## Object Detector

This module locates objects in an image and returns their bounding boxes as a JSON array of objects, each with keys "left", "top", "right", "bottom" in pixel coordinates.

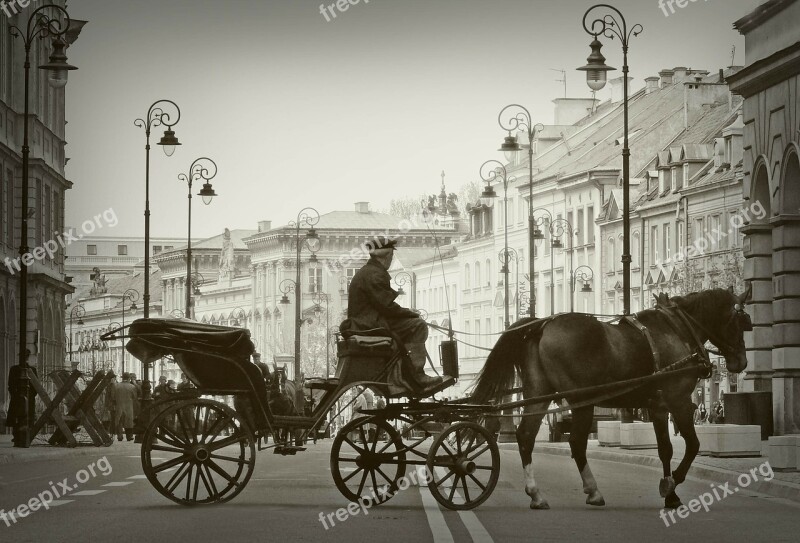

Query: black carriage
[{"left": 107, "top": 318, "right": 501, "bottom": 510}]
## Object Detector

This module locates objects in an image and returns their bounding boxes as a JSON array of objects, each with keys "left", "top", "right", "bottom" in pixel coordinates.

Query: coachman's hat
[{"left": 366, "top": 235, "right": 398, "bottom": 255}]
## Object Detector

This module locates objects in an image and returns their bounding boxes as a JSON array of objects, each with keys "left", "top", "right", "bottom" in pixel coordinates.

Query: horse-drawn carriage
[{"left": 104, "top": 286, "right": 752, "bottom": 512}]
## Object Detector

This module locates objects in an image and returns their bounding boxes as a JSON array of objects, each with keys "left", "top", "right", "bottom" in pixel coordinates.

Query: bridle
[{"left": 677, "top": 302, "right": 751, "bottom": 360}]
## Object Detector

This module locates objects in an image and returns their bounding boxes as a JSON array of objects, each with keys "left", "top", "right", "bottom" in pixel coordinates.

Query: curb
[
  {"left": 0, "top": 441, "right": 140, "bottom": 465},
  {"left": 500, "top": 442, "right": 800, "bottom": 504}
]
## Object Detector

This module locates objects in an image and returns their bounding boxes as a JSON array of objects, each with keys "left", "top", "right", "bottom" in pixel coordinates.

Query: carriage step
[{"left": 273, "top": 445, "right": 307, "bottom": 456}]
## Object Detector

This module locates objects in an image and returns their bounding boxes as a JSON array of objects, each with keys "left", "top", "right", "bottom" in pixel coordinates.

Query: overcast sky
[{"left": 63, "top": 0, "right": 759, "bottom": 239}]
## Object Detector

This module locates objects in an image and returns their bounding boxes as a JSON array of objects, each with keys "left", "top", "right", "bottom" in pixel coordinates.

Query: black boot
[{"left": 406, "top": 343, "right": 453, "bottom": 396}]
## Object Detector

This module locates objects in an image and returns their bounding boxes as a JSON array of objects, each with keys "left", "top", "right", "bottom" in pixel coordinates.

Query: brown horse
[{"left": 471, "top": 287, "right": 752, "bottom": 510}]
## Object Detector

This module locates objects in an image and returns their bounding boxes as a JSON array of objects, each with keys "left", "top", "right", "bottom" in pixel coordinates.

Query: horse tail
[{"left": 470, "top": 320, "right": 544, "bottom": 405}]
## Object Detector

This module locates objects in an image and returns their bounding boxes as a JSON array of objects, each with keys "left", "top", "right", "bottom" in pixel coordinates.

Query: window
[
  {"left": 485, "top": 259, "right": 492, "bottom": 288},
  {"left": 586, "top": 206, "right": 595, "bottom": 243},
  {"left": 87, "top": 245, "right": 97, "bottom": 256},
  {"left": 682, "top": 164, "right": 689, "bottom": 189},
  {"left": 346, "top": 267, "right": 358, "bottom": 287},
  {"left": 118, "top": 244, "right": 128, "bottom": 256},
  {"left": 544, "top": 218, "right": 551, "bottom": 255},
  {"left": 663, "top": 223, "right": 671, "bottom": 261},
  {"left": 650, "top": 225, "right": 660, "bottom": 265},
  {"left": 308, "top": 267, "right": 322, "bottom": 293},
  {"left": 607, "top": 238, "right": 615, "bottom": 272},
  {"left": 464, "top": 264, "right": 471, "bottom": 288},
  {"left": 710, "top": 215, "right": 721, "bottom": 249},
  {"left": 164, "top": 245, "right": 173, "bottom": 251},
  {"left": 632, "top": 231, "right": 640, "bottom": 269},
  {"left": 153, "top": 245, "right": 162, "bottom": 254},
  {"left": 474, "top": 262, "right": 481, "bottom": 288},
  {"left": 678, "top": 221, "right": 685, "bottom": 254},
  {"left": 577, "top": 209, "right": 585, "bottom": 245},
  {"left": 693, "top": 218, "right": 704, "bottom": 246},
  {"left": 730, "top": 210, "right": 742, "bottom": 248}
]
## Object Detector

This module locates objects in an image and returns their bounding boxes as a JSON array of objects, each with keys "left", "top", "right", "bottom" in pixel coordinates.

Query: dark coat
[{"left": 341, "top": 259, "right": 418, "bottom": 332}]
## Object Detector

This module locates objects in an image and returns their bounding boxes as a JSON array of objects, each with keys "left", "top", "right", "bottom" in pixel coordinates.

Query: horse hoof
[
  {"left": 530, "top": 500, "right": 550, "bottom": 510},
  {"left": 665, "top": 495, "right": 683, "bottom": 509},
  {"left": 586, "top": 492, "right": 605, "bottom": 506},
  {"left": 659, "top": 476, "right": 675, "bottom": 498}
]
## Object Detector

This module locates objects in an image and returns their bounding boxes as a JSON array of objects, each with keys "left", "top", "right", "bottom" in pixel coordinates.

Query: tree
[
  {"left": 387, "top": 196, "right": 426, "bottom": 220},
  {"left": 457, "top": 180, "right": 481, "bottom": 215}
]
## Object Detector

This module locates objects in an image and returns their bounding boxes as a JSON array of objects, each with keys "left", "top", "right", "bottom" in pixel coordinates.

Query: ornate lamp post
[
  {"left": 230, "top": 307, "right": 247, "bottom": 328},
  {"left": 550, "top": 218, "right": 577, "bottom": 312},
  {"left": 498, "top": 106, "right": 543, "bottom": 318},
  {"left": 108, "top": 321, "right": 122, "bottom": 376},
  {"left": 393, "top": 271, "right": 415, "bottom": 309},
  {"left": 578, "top": 4, "right": 642, "bottom": 314},
  {"left": 500, "top": 248, "right": 521, "bottom": 319},
  {"left": 9, "top": 3, "right": 77, "bottom": 448},
  {"left": 134, "top": 99, "right": 181, "bottom": 320},
  {"left": 120, "top": 289, "right": 138, "bottom": 375},
  {"left": 532, "top": 208, "right": 555, "bottom": 316},
  {"left": 68, "top": 304, "right": 85, "bottom": 367},
  {"left": 480, "top": 160, "right": 514, "bottom": 329},
  {"left": 572, "top": 265, "right": 595, "bottom": 311},
  {"left": 288, "top": 208, "right": 321, "bottom": 386},
  {"left": 312, "top": 292, "right": 331, "bottom": 377},
  {"left": 178, "top": 157, "right": 217, "bottom": 319}
]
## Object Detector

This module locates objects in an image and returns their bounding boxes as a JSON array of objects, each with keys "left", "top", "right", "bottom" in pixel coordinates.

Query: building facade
[{"left": 0, "top": 2, "right": 84, "bottom": 428}]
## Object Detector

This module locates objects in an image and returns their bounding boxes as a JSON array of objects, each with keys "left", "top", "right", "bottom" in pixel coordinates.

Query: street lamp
[
  {"left": 500, "top": 248, "right": 520, "bottom": 319},
  {"left": 108, "top": 321, "right": 122, "bottom": 376},
  {"left": 312, "top": 292, "right": 331, "bottom": 377},
  {"left": 120, "top": 289, "right": 139, "bottom": 375},
  {"left": 68, "top": 304, "right": 85, "bottom": 367},
  {"left": 573, "top": 265, "right": 595, "bottom": 302},
  {"left": 178, "top": 157, "right": 218, "bottom": 318},
  {"left": 9, "top": 3, "right": 77, "bottom": 448},
  {"left": 393, "top": 271, "right": 415, "bottom": 309},
  {"left": 230, "top": 307, "right": 247, "bottom": 328},
  {"left": 579, "top": 4, "right": 642, "bottom": 314},
  {"left": 532, "top": 208, "right": 555, "bottom": 316},
  {"left": 288, "top": 208, "right": 321, "bottom": 387},
  {"left": 550, "top": 217, "right": 577, "bottom": 312},
  {"left": 134, "top": 99, "right": 181, "bottom": 321},
  {"left": 498, "top": 105, "right": 543, "bottom": 318},
  {"left": 480, "top": 160, "right": 514, "bottom": 329}
]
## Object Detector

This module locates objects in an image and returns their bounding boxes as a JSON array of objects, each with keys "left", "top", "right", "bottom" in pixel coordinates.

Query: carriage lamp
[{"left": 577, "top": 37, "right": 615, "bottom": 92}]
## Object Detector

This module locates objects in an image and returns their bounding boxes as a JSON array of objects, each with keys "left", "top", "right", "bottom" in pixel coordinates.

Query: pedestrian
[
  {"left": 113, "top": 373, "right": 139, "bottom": 441},
  {"left": 177, "top": 373, "right": 194, "bottom": 391},
  {"left": 153, "top": 376, "right": 168, "bottom": 400},
  {"left": 694, "top": 403, "right": 707, "bottom": 424}
]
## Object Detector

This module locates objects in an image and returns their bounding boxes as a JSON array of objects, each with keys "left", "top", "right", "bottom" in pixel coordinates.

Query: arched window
[
  {"left": 632, "top": 231, "right": 640, "bottom": 268},
  {"left": 474, "top": 261, "right": 481, "bottom": 288},
  {"left": 485, "top": 259, "right": 492, "bottom": 288},
  {"left": 464, "top": 264, "right": 471, "bottom": 288}
]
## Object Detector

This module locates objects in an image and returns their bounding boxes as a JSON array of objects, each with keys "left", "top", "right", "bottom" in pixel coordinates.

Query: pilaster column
[
  {"left": 771, "top": 216, "right": 800, "bottom": 434},
  {"left": 742, "top": 223, "right": 774, "bottom": 392}
]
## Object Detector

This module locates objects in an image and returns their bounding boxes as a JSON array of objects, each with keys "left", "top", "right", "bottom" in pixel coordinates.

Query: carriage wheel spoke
[
  {"left": 191, "top": 465, "right": 202, "bottom": 501},
  {"left": 356, "top": 470, "right": 369, "bottom": 496},
  {"left": 164, "top": 461, "right": 191, "bottom": 493},
  {"left": 433, "top": 469, "right": 456, "bottom": 488},
  {"left": 199, "top": 464, "right": 218, "bottom": 498},
  {"left": 455, "top": 429, "right": 463, "bottom": 455},
  {"left": 370, "top": 427, "right": 379, "bottom": 453},
  {"left": 158, "top": 426, "right": 188, "bottom": 448},
  {"left": 343, "top": 436, "right": 364, "bottom": 453},
  {"left": 207, "top": 459, "right": 240, "bottom": 487},
  {"left": 467, "top": 444, "right": 490, "bottom": 461},
  {"left": 447, "top": 476, "right": 460, "bottom": 502},
  {"left": 177, "top": 408, "right": 195, "bottom": 444},
  {"left": 208, "top": 434, "right": 244, "bottom": 452},
  {"left": 152, "top": 454, "right": 191, "bottom": 474},
  {"left": 150, "top": 444, "right": 185, "bottom": 455},
  {"left": 341, "top": 466, "right": 363, "bottom": 484},
  {"left": 201, "top": 414, "right": 227, "bottom": 445},
  {"left": 461, "top": 474, "right": 471, "bottom": 503},
  {"left": 358, "top": 426, "right": 368, "bottom": 446},
  {"left": 185, "top": 464, "right": 195, "bottom": 501},
  {"left": 209, "top": 452, "right": 244, "bottom": 463},
  {"left": 370, "top": 469, "right": 379, "bottom": 495},
  {"left": 375, "top": 466, "right": 395, "bottom": 487},
  {"left": 440, "top": 442, "right": 458, "bottom": 461},
  {"left": 467, "top": 473, "right": 487, "bottom": 492}
]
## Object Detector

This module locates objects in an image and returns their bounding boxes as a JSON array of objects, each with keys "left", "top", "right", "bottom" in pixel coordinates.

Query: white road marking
[
  {"left": 102, "top": 482, "right": 134, "bottom": 487},
  {"left": 416, "top": 466, "right": 454, "bottom": 543},
  {"left": 434, "top": 466, "right": 494, "bottom": 543},
  {"left": 49, "top": 500, "right": 73, "bottom": 507},
  {"left": 127, "top": 475, "right": 148, "bottom": 479},
  {"left": 70, "top": 490, "right": 107, "bottom": 496}
]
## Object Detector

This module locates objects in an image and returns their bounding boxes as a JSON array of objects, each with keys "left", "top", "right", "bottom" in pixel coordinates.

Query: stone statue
[
  {"left": 90, "top": 267, "right": 107, "bottom": 295},
  {"left": 219, "top": 228, "right": 235, "bottom": 281}
]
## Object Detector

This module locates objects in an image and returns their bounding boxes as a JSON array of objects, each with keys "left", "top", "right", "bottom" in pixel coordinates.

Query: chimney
[
  {"left": 644, "top": 76, "right": 659, "bottom": 95},
  {"left": 354, "top": 202, "right": 370, "bottom": 214},
  {"left": 659, "top": 69, "right": 674, "bottom": 88},
  {"left": 552, "top": 98, "right": 598, "bottom": 125},
  {"left": 672, "top": 67, "right": 689, "bottom": 83},
  {"left": 257, "top": 220, "right": 271, "bottom": 232},
  {"left": 609, "top": 76, "right": 632, "bottom": 103}
]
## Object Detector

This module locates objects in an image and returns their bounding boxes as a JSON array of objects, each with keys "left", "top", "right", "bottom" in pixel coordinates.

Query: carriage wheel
[
  {"left": 142, "top": 398, "right": 256, "bottom": 506},
  {"left": 426, "top": 421, "right": 500, "bottom": 510},
  {"left": 331, "top": 416, "right": 406, "bottom": 506}
]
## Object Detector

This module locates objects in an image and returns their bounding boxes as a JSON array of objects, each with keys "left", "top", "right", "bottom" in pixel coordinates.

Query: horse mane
[{"left": 657, "top": 289, "right": 731, "bottom": 327}]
